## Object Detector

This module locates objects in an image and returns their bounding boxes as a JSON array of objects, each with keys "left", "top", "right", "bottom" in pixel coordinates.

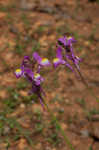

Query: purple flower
[
  {"left": 29, "top": 73, "right": 45, "bottom": 110},
  {"left": 53, "top": 46, "right": 75, "bottom": 73},
  {"left": 15, "top": 54, "right": 46, "bottom": 110},
  {"left": 15, "top": 68, "right": 45, "bottom": 109},
  {"left": 33, "top": 52, "right": 50, "bottom": 66},
  {"left": 57, "top": 35, "right": 82, "bottom": 71},
  {"left": 33, "top": 73, "right": 44, "bottom": 85},
  {"left": 15, "top": 56, "right": 32, "bottom": 79},
  {"left": 58, "top": 36, "right": 76, "bottom": 49},
  {"left": 53, "top": 46, "right": 65, "bottom": 68},
  {"left": 33, "top": 52, "right": 50, "bottom": 72},
  {"left": 14, "top": 68, "right": 23, "bottom": 78}
]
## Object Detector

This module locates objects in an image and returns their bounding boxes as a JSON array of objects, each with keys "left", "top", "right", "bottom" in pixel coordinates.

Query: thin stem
[
  {"left": 39, "top": 97, "right": 46, "bottom": 111},
  {"left": 43, "top": 99, "right": 75, "bottom": 150},
  {"left": 74, "top": 64, "right": 99, "bottom": 102}
]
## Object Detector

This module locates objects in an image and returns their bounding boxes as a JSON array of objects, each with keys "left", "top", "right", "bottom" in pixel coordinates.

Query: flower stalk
[
  {"left": 56, "top": 35, "right": 99, "bottom": 103},
  {"left": 43, "top": 99, "right": 75, "bottom": 150},
  {"left": 74, "top": 63, "right": 99, "bottom": 102}
]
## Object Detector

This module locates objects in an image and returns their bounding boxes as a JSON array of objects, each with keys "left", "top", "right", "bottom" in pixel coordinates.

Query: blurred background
[{"left": 0, "top": 0, "right": 99, "bottom": 150}]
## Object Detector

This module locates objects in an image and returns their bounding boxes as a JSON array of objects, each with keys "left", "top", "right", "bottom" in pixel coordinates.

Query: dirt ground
[{"left": 0, "top": 0, "right": 99, "bottom": 150}]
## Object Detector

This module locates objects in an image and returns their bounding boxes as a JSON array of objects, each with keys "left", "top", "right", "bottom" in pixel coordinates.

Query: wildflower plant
[
  {"left": 15, "top": 35, "right": 98, "bottom": 150},
  {"left": 15, "top": 49, "right": 75, "bottom": 150}
]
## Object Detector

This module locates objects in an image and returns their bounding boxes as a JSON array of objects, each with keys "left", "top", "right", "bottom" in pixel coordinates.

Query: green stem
[
  {"left": 43, "top": 100, "right": 75, "bottom": 150},
  {"left": 75, "top": 65, "right": 99, "bottom": 102}
]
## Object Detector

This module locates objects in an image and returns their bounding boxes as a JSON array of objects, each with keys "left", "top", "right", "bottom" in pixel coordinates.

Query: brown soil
[{"left": 0, "top": 0, "right": 99, "bottom": 150}]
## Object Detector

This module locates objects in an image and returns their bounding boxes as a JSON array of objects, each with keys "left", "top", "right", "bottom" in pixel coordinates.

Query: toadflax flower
[
  {"left": 57, "top": 35, "right": 82, "bottom": 74},
  {"left": 33, "top": 52, "right": 50, "bottom": 73},
  {"left": 15, "top": 68, "right": 23, "bottom": 78},
  {"left": 15, "top": 56, "right": 31, "bottom": 78},
  {"left": 53, "top": 46, "right": 65, "bottom": 68},
  {"left": 53, "top": 46, "right": 75, "bottom": 73},
  {"left": 14, "top": 52, "right": 50, "bottom": 110},
  {"left": 58, "top": 36, "right": 81, "bottom": 67}
]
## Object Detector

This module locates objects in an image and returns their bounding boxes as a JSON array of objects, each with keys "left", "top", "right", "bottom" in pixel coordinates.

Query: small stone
[
  {"left": 20, "top": 103, "right": 25, "bottom": 109},
  {"left": 24, "top": 36, "right": 30, "bottom": 42},
  {"left": 91, "top": 122, "right": 99, "bottom": 139},
  {"left": 9, "top": 26, "right": 18, "bottom": 34},
  {"left": 38, "top": 6, "right": 55, "bottom": 14},
  {"left": 58, "top": 108, "right": 64, "bottom": 113},
  {"left": 80, "top": 129, "right": 90, "bottom": 137},
  {"left": 3, "top": 126, "right": 10, "bottom": 135},
  {"left": 65, "top": 99, "right": 71, "bottom": 104},
  {"left": 45, "top": 146, "right": 51, "bottom": 150},
  {"left": 20, "top": 0, "right": 36, "bottom": 10},
  {"left": 91, "top": 114, "right": 99, "bottom": 121}
]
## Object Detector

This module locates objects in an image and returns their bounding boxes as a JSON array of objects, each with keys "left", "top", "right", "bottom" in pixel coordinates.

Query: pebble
[
  {"left": 91, "top": 122, "right": 99, "bottom": 139},
  {"left": 3, "top": 126, "right": 10, "bottom": 135},
  {"left": 58, "top": 108, "right": 64, "bottom": 113},
  {"left": 45, "top": 146, "right": 52, "bottom": 150},
  {"left": 80, "top": 129, "right": 90, "bottom": 138},
  {"left": 20, "top": 103, "right": 25, "bottom": 109}
]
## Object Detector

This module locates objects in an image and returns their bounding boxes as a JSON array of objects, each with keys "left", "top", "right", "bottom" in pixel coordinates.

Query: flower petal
[
  {"left": 33, "top": 52, "right": 42, "bottom": 63},
  {"left": 24, "top": 68, "right": 34, "bottom": 81},
  {"left": 15, "top": 68, "right": 23, "bottom": 78},
  {"left": 58, "top": 36, "right": 67, "bottom": 46},
  {"left": 53, "top": 58, "right": 62, "bottom": 68},
  {"left": 56, "top": 46, "right": 63, "bottom": 59},
  {"left": 34, "top": 73, "right": 44, "bottom": 85},
  {"left": 67, "top": 36, "right": 76, "bottom": 45},
  {"left": 40, "top": 58, "right": 50, "bottom": 66}
]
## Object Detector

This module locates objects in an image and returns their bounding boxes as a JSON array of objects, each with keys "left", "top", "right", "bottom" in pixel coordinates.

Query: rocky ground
[{"left": 0, "top": 0, "right": 99, "bottom": 150}]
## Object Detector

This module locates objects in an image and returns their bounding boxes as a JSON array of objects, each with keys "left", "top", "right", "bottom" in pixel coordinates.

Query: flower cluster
[
  {"left": 15, "top": 53, "right": 50, "bottom": 109},
  {"left": 53, "top": 36, "right": 82, "bottom": 76},
  {"left": 15, "top": 35, "right": 81, "bottom": 109}
]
